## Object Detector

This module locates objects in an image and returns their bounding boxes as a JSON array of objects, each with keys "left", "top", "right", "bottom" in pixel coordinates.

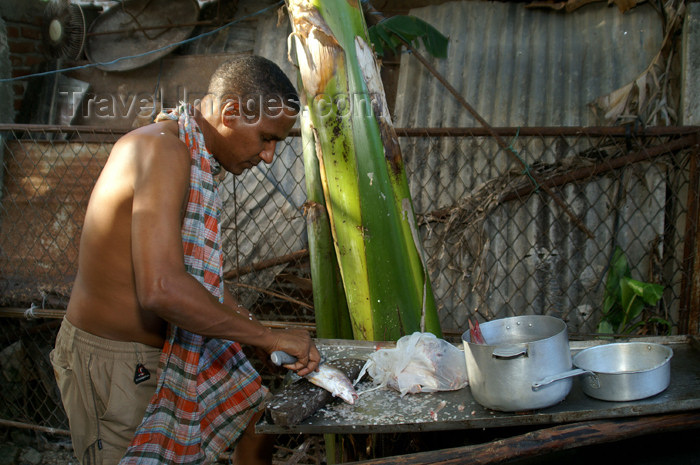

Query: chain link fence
[{"left": 1, "top": 124, "right": 698, "bottom": 461}]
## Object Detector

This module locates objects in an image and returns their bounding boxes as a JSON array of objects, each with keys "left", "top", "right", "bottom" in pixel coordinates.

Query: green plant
[
  {"left": 598, "top": 247, "right": 669, "bottom": 334},
  {"left": 368, "top": 15, "right": 448, "bottom": 58},
  {"left": 286, "top": 0, "right": 443, "bottom": 340}
]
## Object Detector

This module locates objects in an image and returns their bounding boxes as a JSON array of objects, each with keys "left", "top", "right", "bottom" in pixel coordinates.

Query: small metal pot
[
  {"left": 462, "top": 315, "right": 573, "bottom": 412},
  {"left": 533, "top": 342, "right": 673, "bottom": 401}
]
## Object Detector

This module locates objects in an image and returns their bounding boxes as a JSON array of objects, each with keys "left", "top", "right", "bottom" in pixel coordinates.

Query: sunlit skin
[{"left": 64, "top": 94, "right": 317, "bottom": 465}]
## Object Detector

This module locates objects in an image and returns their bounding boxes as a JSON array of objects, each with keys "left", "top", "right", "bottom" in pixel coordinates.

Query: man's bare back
[{"left": 66, "top": 120, "right": 186, "bottom": 348}]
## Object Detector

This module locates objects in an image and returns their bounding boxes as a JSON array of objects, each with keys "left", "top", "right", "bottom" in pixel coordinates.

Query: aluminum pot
[
  {"left": 462, "top": 315, "right": 573, "bottom": 411},
  {"left": 532, "top": 342, "right": 673, "bottom": 401}
]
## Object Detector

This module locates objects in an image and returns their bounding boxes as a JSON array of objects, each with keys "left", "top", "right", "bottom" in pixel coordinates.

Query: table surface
[{"left": 257, "top": 335, "right": 700, "bottom": 435}]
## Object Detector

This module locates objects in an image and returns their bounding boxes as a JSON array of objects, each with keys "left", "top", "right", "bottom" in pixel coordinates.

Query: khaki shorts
[{"left": 50, "top": 318, "right": 161, "bottom": 465}]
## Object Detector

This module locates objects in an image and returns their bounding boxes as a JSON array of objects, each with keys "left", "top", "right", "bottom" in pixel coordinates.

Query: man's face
[{"left": 218, "top": 110, "right": 297, "bottom": 175}]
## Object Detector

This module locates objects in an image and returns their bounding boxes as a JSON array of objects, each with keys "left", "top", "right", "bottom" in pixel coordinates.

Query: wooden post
[
  {"left": 341, "top": 412, "right": 700, "bottom": 465},
  {"left": 680, "top": 135, "right": 700, "bottom": 335}
]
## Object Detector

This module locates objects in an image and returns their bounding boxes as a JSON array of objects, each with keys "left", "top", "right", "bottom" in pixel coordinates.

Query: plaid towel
[{"left": 120, "top": 105, "right": 267, "bottom": 464}]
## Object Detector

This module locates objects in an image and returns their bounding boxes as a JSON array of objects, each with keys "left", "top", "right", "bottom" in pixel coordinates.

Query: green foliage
[
  {"left": 368, "top": 15, "right": 448, "bottom": 58},
  {"left": 598, "top": 247, "right": 669, "bottom": 335}
]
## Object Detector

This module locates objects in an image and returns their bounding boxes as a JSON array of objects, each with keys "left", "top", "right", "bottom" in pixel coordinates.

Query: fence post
[
  {"left": 678, "top": 5, "right": 700, "bottom": 335},
  {"left": 0, "top": 134, "right": 4, "bottom": 200},
  {"left": 680, "top": 135, "right": 700, "bottom": 335}
]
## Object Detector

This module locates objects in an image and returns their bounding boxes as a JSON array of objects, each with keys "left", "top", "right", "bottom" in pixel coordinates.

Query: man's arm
[
  {"left": 127, "top": 129, "right": 319, "bottom": 374},
  {"left": 222, "top": 288, "right": 319, "bottom": 375}
]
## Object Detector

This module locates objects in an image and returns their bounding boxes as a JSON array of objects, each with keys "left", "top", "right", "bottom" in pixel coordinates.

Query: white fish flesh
[{"left": 306, "top": 364, "right": 358, "bottom": 404}]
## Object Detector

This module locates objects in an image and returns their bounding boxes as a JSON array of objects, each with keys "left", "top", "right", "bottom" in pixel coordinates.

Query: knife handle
[{"left": 270, "top": 351, "right": 298, "bottom": 366}]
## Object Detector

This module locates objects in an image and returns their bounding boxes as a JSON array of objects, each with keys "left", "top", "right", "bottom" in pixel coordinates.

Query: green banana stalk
[
  {"left": 287, "top": 0, "right": 441, "bottom": 340},
  {"left": 301, "top": 108, "right": 353, "bottom": 340}
]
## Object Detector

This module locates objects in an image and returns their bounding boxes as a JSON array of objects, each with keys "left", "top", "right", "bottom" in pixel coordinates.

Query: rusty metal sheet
[{"left": 257, "top": 336, "right": 700, "bottom": 434}]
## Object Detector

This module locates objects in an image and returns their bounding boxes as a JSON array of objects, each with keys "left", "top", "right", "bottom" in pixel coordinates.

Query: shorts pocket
[
  {"left": 50, "top": 345, "right": 95, "bottom": 462},
  {"left": 90, "top": 359, "right": 157, "bottom": 450},
  {"left": 49, "top": 347, "right": 71, "bottom": 386}
]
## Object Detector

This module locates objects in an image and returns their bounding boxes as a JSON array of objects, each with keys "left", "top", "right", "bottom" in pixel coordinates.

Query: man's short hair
[{"left": 208, "top": 55, "right": 300, "bottom": 118}]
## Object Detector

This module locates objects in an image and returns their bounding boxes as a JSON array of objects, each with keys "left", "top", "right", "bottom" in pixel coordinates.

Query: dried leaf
[
  {"left": 590, "top": 81, "right": 634, "bottom": 122},
  {"left": 588, "top": 1, "right": 685, "bottom": 126},
  {"left": 609, "top": 0, "right": 645, "bottom": 13}
]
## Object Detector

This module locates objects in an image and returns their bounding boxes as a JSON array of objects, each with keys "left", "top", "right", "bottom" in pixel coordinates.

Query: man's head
[
  {"left": 198, "top": 55, "right": 300, "bottom": 175},
  {"left": 207, "top": 55, "right": 300, "bottom": 123}
]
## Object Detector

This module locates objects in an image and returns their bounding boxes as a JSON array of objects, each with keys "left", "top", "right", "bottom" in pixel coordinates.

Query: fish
[
  {"left": 270, "top": 351, "right": 359, "bottom": 404},
  {"left": 305, "top": 364, "right": 359, "bottom": 404}
]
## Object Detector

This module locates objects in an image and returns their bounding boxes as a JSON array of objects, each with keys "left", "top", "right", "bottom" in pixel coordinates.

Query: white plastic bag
[{"left": 356, "top": 332, "right": 468, "bottom": 396}]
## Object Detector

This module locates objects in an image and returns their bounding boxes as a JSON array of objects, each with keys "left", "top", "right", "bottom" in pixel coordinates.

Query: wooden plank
[{"left": 342, "top": 411, "right": 700, "bottom": 465}]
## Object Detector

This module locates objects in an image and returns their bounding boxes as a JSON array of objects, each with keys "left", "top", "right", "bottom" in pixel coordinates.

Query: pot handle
[
  {"left": 492, "top": 344, "right": 528, "bottom": 359},
  {"left": 532, "top": 368, "right": 599, "bottom": 391}
]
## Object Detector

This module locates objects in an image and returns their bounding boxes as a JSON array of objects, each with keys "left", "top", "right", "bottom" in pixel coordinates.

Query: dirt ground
[
  {"left": 0, "top": 430, "right": 76, "bottom": 465},
  {"left": 0, "top": 428, "right": 322, "bottom": 465}
]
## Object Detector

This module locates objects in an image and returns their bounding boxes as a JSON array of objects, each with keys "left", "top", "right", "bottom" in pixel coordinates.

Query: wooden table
[{"left": 258, "top": 335, "right": 700, "bottom": 435}]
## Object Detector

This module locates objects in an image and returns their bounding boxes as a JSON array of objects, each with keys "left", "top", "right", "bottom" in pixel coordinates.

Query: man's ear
[{"left": 222, "top": 100, "right": 240, "bottom": 127}]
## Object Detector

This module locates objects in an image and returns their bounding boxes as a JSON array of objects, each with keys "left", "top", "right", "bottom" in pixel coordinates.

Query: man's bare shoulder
[
  {"left": 113, "top": 120, "right": 187, "bottom": 159},
  {"left": 96, "top": 120, "right": 191, "bottom": 194}
]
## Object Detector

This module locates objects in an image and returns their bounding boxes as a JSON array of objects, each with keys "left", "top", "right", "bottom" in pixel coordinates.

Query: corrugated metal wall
[
  {"left": 393, "top": 1, "right": 674, "bottom": 332},
  {"left": 394, "top": 1, "right": 663, "bottom": 128}
]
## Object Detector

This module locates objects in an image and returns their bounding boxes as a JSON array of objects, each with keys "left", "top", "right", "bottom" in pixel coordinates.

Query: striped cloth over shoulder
[{"left": 119, "top": 104, "right": 267, "bottom": 465}]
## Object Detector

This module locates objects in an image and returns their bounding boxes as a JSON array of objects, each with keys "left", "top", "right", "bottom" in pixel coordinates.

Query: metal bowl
[{"left": 573, "top": 342, "right": 673, "bottom": 401}]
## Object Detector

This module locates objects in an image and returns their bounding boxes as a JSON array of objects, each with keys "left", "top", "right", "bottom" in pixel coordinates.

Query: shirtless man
[{"left": 51, "top": 56, "right": 320, "bottom": 465}]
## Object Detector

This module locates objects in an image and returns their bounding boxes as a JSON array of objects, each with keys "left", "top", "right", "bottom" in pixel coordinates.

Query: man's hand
[{"left": 267, "top": 329, "right": 321, "bottom": 377}]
